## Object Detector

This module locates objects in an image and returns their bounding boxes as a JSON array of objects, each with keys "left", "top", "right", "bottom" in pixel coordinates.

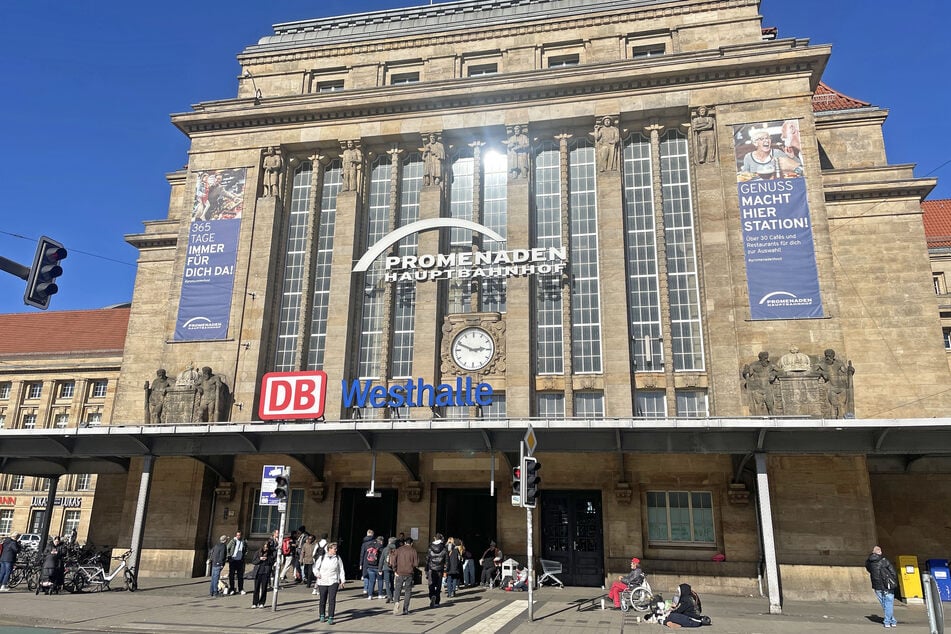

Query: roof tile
[
  {"left": 0, "top": 308, "right": 129, "bottom": 356},
  {"left": 923, "top": 199, "right": 951, "bottom": 248}
]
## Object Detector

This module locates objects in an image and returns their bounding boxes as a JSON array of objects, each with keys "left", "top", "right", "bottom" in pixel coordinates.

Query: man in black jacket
[
  {"left": 866, "top": 545, "right": 898, "bottom": 627},
  {"left": 209, "top": 535, "right": 228, "bottom": 597},
  {"left": 0, "top": 533, "right": 20, "bottom": 591},
  {"left": 426, "top": 533, "right": 448, "bottom": 607}
]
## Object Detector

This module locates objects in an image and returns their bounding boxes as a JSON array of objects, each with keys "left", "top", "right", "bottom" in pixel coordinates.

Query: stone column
[
  {"left": 555, "top": 132, "right": 574, "bottom": 416},
  {"left": 504, "top": 126, "right": 532, "bottom": 417}
]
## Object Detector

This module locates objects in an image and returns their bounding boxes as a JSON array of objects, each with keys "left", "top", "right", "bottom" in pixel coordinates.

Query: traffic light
[
  {"left": 512, "top": 464, "right": 523, "bottom": 500},
  {"left": 523, "top": 456, "right": 541, "bottom": 508},
  {"left": 274, "top": 467, "right": 290, "bottom": 500},
  {"left": 23, "top": 236, "right": 67, "bottom": 310}
]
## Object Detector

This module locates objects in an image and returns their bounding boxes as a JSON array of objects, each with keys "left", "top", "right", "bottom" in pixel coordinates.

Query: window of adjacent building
[
  {"left": 935, "top": 273, "right": 946, "bottom": 295},
  {"left": 533, "top": 144, "right": 565, "bottom": 374},
  {"left": 26, "top": 383, "right": 42, "bottom": 399},
  {"left": 0, "top": 509, "right": 12, "bottom": 535},
  {"left": 86, "top": 412, "right": 102, "bottom": 427},
  {"left": 631, "top": 44, "right": 666, "bottom": 58},
  {"left": 467, "top": 63, "right": 498, "bottom": 77},
  {"left": 274, "top": 161, "right": 314, "bottom": 372},
  {"left": 636, "top": 391, "right": 667, "bottom": 418},
  {"left": 390, "top": 155, "right": 423, "bottom": 379},
  {"left": 0, "top": 383, "right": 10, "bottom": 399},
  {"left": 62, "top": 510, "right": 81, "bottom": 538},
  {"left": 390, "top": 71, "right": 420, "bottom": 85},
  {"left": 29, "top": 510, "right": 45, "bottom": 534},
  {"left": 574, "top": 392, "right": 604, "bottom": 418},
  {"left": 547, "top": 54, "right": 579, "bottom": 68},
  {"left": 75, "top": 474, "right": 91, "bottom": 491},
  {"left": 22, "top": 413, "right": 37, "bottom": 429},
  {"left": 944, "top": 328, "right": 951, "bottom": 350},
  {"left": 54, "top": 413, "right": 69, "bottom": 428},
  {"left": 676, "top": 390, "right": 708, "bottom": 417},
  {"left": 39, "top": 478, "right": 50, "bottom": 491},
  {"left": 480, "top": 394, "right": 506, "bottom": 419},
  {"left": 91, "top": 381, "right": 107, "bottom": 398},
  {"left": 537, "top": 393, "right": 565, "bottom": 417},
  {"left": 11, "top": 475, "right": 24, "bottom": 490},
  {"left": 59, "top": 381, "right": 75, "bottom": 399},
  {"left": 307, "top": 161, "right": 342, "bottom": 371},
  {"left": 316, "top": 79, "right": 345, "bottom": 93},
  {"left": 356, "top": 156, "right": 393, "bottom": 381},
  {"left": 250, "top": 488, "right": 304, "bottom": 536},
  {"left": 647, "top": 490, "right": 715, "bottom": 544}
]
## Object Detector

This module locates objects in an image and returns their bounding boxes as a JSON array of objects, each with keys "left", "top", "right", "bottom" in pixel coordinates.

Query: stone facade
[{"left": 103, "top": 0, "right": 951, "bottom": 600}]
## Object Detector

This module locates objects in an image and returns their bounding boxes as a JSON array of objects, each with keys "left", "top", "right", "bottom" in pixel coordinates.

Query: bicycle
[
  {"left": 619, "top": 578, "right": 653, "bottom": 613},
  {"left": 64, "top": 549, "right": 137, "bottom": 593}
]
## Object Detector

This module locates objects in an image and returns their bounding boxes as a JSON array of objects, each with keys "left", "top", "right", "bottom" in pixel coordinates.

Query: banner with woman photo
[
  {"left": 733, "top": 120, "right": 823, "bottom": 320},
  {"left": 174, "top": 168, "right": 246, "bottom": 341}
]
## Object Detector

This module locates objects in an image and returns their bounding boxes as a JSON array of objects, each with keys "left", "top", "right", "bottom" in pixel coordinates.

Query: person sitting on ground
[
  {"left": 609, "top": 557, "right": 646, "bottom": 608},
  {"left": 663, "top": 583, "right": 704, "bottom": 628},
  {"left": 507, "top": 565, "right": 529, "bottom": 591}
]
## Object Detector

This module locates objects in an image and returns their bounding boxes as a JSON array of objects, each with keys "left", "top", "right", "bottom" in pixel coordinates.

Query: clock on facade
[{"left": 451, "top": 327, "right": 496, "bottom": 372}]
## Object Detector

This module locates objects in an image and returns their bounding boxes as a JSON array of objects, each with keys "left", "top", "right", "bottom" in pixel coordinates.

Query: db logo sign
[{"left": 259, "top": 371, "right": 327, "bottom": 420}]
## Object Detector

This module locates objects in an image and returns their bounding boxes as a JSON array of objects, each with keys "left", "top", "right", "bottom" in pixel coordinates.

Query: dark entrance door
[
  {"left": 338, "top": 488, "right": 398, "bottom": 572},
  {"left": 435, "top": 488, "right": 498, "bottom": 560},
  {"left": 540, "top": 490, "right": 604, "bottom": 587}
]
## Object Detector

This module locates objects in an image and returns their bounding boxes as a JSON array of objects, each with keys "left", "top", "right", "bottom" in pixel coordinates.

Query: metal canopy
[{"left": 1, "top": 417, "right": 950, "bottom": 475}]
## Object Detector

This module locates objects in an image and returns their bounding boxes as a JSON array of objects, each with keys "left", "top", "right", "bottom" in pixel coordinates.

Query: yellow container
[{"left": 897, "top": 555, "right": 923, "bottom": 600}]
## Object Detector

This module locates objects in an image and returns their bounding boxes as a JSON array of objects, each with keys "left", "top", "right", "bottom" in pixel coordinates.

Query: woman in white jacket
[{"left": 314, "top": 542, "right": 346, "bottom": 624}]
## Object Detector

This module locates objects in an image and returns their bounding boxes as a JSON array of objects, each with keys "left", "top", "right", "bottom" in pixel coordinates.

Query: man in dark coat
[
  {"left": 392, "top": 537, "right": 419, "bottom": 615},
  {"left": 426, "top": 533, "right": 448, "bottom": 607},
  {"left": 209, "top": 535, "right": 228, "bottom": 597},
  {"left": 0, "top": 532, "right": 21, "bottom": 591},
  {"left": 866, "top": 545, "right": 898, "bottom": 627}
]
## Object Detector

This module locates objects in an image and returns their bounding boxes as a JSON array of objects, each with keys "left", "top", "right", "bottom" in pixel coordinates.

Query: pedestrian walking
[
  {"left": 251, "top": 541, "right": 276, "bottom": 608},
  {"left": 426, "top": 533, "right": 448, "bottom": 607},
  {"left": 392, "top": 536, "right": 419, "bottom": 615},
  {"left": 314, "top": 542, "right": 346, "bottom": 625}
]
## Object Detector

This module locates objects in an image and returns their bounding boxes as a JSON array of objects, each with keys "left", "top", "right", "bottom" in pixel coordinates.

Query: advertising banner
[
  {"left": 174, "top": 168, "right": 246, "bottom": 340},
  {"left": 733, "top": 120, "right": 823, "bottom": 320}
]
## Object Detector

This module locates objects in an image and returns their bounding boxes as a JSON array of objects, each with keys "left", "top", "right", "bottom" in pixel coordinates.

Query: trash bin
[
  {"left": 897, "top": 555, "right": 924, "bottom": 600},
  {"left": 926, "top": 559, "right": 951, "bottom": 601}
]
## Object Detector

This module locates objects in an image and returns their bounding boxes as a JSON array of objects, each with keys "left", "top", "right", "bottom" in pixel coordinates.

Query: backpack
[
  {"left": 281, "top": 536, "right": 292, "bottom": 556},
  {"left": 387, "top": 547, "right": 397, "bottom": 570},
  {"left": 365, "top": 545, "right": 379, "bottom": 565}
]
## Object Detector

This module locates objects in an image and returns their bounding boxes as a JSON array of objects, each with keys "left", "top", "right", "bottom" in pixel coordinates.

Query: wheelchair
[{"left": 619, "top": 578, "right": 653, "bottom": 613}]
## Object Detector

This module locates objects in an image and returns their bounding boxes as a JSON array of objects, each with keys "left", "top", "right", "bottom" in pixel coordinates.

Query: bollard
[{"left": 601, "top": 598, "right": 605, "bottom": 610}]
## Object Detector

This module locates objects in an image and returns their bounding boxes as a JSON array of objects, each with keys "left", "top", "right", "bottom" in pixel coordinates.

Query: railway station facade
[{"left": 11, "top": 0, "right": 951, "bottom": 604}]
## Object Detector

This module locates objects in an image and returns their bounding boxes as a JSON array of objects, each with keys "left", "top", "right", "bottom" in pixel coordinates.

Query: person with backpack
[
  {"left": 364, "top": 535, "right": 385, "bottom": 600},
  {"left": 426, "top": 532, "right": 448, "bottom": 607},
  {"left": 380, "top": 536, "right": 398, "bottom": 603},
  {"left": 357, "top": 529, "right": 375, "bottom": 596},
  {"left": 866, "top": 545, "right": 899, "bottom": 628},
  {"left": 279, "top": 530, "right": 298, "bottom": 585},
  {"left": 663, "top": 583, "right": 704, "bottom": 628}
]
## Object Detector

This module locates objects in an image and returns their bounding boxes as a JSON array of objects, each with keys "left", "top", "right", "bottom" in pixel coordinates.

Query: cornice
[
  {"left": 823, "top": 177, "right": 937, "bottom": 205},
  {"left": 124, "top": 233, "right": 179, "bottom": 251},
  {"left": 239, "top": 0, "right": 759, "bottom": 63},
  {"left": 177, "top": 41, "right": 827, "bottom": 136}
]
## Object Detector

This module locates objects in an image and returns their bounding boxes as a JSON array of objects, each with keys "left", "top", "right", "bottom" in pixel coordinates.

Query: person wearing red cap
[{"left": 609, "top": 557, "right": 646, "bottom": 608}]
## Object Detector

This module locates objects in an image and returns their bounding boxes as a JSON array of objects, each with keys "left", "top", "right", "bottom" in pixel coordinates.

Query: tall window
[
  {"left": 481, "top": 151, "right": 508, "bottom": 313},
  {"left": 356, "top": 157, "right": 392, "bottom": 380},
  {"left": 623, "top": 135, "right": 664, "bottom": 371},
  {"left": 274, "top": 161, "right": 313, "bottom": 371},
  {"left": 533, "top": 145, "right": 564, "bottom": 374},
  {"left": 569, "top": 142, "right": 603, "bottom": 373},
  {"left": 11, "top": 475, "right": 24, "bottom": 490},
  {"left": 447, "top": 154, "right": 475, "bottom": 314},
  {"left": 660, "top": 131, "right": 704, "bottom": 371},
  {"left": 0, "top": 509, "right": 12, "bottom": 535},
  {"left": 250, "top": 488, "right": 304, "bottom": 536},
  {"left": 26, "top": 383, "right": 42, "bottom": 399},
  {"left": 75, "top": 474, "right": 91, "bottom": 491},
  {"left": 62, "top": 510, "right": 81, "bottom": 537},
  {"left": 91, "top": 381, "right": 108, "bottom": 398},
  {"left": 391, "top": 156, "right": 423, "bottom": 379},
  {"left": 0, "top": 383, "right": 9, "bottom": 399},
  {"left": 647, "top": 491, "right": 715, "bottom": 544},
  {"left": 59, "top": 382, "right": 74, "bottom": 399},
  {"left": 307, "top": 162, "right": 342, "bottom": 370}
]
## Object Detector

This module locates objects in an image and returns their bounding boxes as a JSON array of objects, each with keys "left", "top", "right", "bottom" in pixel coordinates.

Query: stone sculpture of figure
[
  {"left": 691, "top": 106, "right": 716, "bottom": 164},
  {"left": 341, "top": 140, "right": 363, "bottom": 192},
  {"left": 145, "top": 368, "right": 172, "bottom": 424},
  {"left": 816, "top": 349, "right": 855, "bottom": 418},
  {"left": 262, "top": 147, "right": 284, "bottom": 198},
  {"left": 741, "top": 351, "right": 779, "bottom": 415},
  {"left": 593, "top": 116, "right": 620, "bottom": 172},
  {"left": 420, "top": 132, "right": 446, "bottom": 188},
  {"left": 503, "top": 125, "right": 530, "bottom": 179},
  {"left": 176, "top": 362, "right": 201, "bottom": 389},
  {"left": 779, "top": 346, "right": 811, "bottom": 373},
  {"left": 196, "top": 366, "right": 225, "bottom": 422}
]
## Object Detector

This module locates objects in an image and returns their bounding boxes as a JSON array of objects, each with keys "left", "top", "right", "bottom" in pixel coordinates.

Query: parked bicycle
[{"left": 64, "top": 549, "right": 137, "bottom": 593}]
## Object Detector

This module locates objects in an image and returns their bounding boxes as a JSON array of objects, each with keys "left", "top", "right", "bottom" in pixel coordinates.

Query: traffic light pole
[
  {"left": 0, "top": 255, "right": 30, "bottom": 281},
  {"left": 527, "top": 494, "right": 535, "bottom": 621},
  {"left": 271, "top": 502, "right": 287, "bottom": 611}
]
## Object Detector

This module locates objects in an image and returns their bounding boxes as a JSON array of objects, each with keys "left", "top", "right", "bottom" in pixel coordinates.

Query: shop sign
[
  {"left": 31, "top": 497, "right": 82, "bottom": 508},
  {"left": 0, "top": 496, "right": 15, "bottom": 506},
  {"left": 259, "top": 371, "right": 327, "bottom": 420},
  {"left": 342, "top": 377, "right": 493, "bottom": 409}
]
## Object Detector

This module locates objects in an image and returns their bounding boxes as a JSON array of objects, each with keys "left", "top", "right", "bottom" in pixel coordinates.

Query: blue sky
[{"left": 0, "top": 0, "right": 947, "bottom": 314}]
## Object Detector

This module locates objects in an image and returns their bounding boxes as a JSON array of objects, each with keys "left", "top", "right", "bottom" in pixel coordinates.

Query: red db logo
[{"left": 259, "top": 371, "right": 328, "bottom": 420}]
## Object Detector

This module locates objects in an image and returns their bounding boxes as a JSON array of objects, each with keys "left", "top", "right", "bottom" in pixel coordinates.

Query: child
[{"left": 609, "top": 557, "right": 646, "bottom": 608}]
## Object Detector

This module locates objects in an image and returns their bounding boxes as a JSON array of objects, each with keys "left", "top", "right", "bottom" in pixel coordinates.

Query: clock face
[{"left": 451, "top": 327, "right": 495, "bottom": 372}]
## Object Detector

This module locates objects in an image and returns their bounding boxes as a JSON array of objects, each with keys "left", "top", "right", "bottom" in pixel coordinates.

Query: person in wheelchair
[
  {"left": 38, "top": 536, "right": 66, "bottom": 595},
  {"left": 609, "top": 557, "right": 645, "bottom": 608}
]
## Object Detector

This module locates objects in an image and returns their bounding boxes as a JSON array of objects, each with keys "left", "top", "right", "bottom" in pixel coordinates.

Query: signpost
[
  {"left": 261, "top": 465, "right": 289, "bottom": 611},
  {"left": 522, "top": 425, "right": 536, "bottom": 621}
]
